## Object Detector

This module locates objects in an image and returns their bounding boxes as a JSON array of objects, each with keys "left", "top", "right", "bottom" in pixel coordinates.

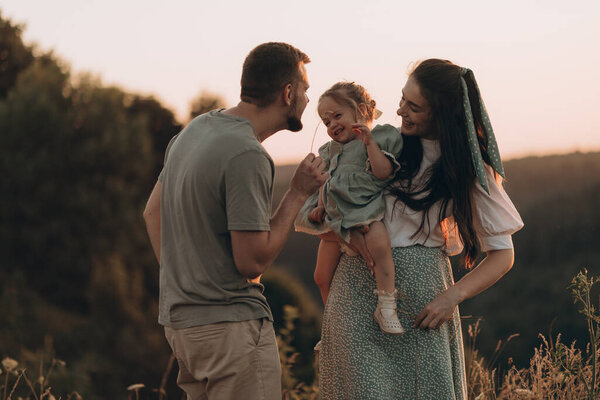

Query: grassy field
[{"left": 2, "top": 269, "right": 598, "bottom": 400}]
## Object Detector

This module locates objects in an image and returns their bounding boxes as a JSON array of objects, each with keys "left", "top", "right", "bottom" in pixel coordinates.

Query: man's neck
[{"left": 223, "top": 102, "right": 285, "bottom": 142}]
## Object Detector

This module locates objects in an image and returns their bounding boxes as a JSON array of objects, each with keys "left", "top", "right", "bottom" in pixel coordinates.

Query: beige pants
[{"left": 164, "top": 319, "right": 281, "bottom": 400}]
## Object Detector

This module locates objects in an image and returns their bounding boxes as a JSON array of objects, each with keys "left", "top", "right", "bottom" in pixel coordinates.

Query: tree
[
  {"left": 0, "top": 49, "right": 175, "bottom": 399},
  {"left": 188, "top": 90, "right": 226, "bottom": 121},
  {"left": 126, "top": 95, "right": 181, "bottom": 185},
  {"left": 0, "top": 11, "right": 34, "bottom": 98}
]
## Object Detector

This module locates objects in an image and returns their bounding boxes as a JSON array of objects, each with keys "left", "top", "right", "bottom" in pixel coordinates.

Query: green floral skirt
[{"left": 319, "top": 245, "right": 467, "bottom": 400}]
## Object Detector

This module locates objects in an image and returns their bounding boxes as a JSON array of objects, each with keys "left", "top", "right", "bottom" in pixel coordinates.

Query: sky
[{"left": 1, "top": 0, "right": 599, "bottom": 165}]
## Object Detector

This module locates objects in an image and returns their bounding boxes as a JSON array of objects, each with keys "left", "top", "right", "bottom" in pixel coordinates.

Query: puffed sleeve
[
  {"left": 369, "top": 124, "right": 404, "bottom": 177},
  {"left": 317, "top": 141, "right": 333, "bottom": 167},
  {"left": 472, "top": 165, "right": 524, "bottom": 251}
]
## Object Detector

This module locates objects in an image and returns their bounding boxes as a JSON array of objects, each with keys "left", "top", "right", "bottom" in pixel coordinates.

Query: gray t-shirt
[{"left": 158, "top": 109, "right": 274, "bottom": 328}]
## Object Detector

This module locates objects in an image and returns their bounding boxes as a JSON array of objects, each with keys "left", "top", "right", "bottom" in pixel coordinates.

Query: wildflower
[
  {"left": 514, "top": 388, "right": 535, "bottom": 398},
  {"left": 1, "top": 357, "right": 18, "bottom": 371},
  {"left": 127, "top": 383, "right": 145, "bottom": 391}
]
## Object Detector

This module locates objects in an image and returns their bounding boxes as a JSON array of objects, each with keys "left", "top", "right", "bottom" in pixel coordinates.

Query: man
[{"left": 143, "top": 42, "right": 327, "bottom": 400}]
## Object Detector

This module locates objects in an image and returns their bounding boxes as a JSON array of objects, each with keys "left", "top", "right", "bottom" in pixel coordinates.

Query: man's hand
[
  {"left": 232, "top": 154, "right": 327, "bottom": 279},
  {"left": 290, "top": 153, "right": 328, "bottom": 198}
]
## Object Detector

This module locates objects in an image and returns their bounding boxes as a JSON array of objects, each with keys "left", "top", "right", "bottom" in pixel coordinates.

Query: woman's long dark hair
[{"left": 390, "top": 59, "right": 493, "bottom": 269}]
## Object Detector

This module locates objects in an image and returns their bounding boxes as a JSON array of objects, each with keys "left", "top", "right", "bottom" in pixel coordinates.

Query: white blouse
[{"left": 383, "top": 138, "right": 524, "bottom": 255}]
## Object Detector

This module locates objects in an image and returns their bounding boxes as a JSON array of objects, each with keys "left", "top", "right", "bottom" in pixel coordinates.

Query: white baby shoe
[
  {"left": 313, "top": 339, "right": 322, "bottom": 353},
  {"left": 373, "top": 289, "right": 405, "bottom": 335}
]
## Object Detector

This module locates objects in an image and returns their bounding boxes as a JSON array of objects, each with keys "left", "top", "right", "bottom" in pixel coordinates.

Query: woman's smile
[
  {"left": 402, "top": 119, "right": 415, "bottom": 129},
  {"left": 396, "top": 76, "right": 435, "bottom": 139}
]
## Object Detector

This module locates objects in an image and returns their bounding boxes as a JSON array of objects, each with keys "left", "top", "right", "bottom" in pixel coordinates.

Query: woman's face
[
  {"left": 318, "top": 96, "right": 361, "bottom": 144},
  {"left": 396, "top": 76, "right": 435, "bottom": 139}
]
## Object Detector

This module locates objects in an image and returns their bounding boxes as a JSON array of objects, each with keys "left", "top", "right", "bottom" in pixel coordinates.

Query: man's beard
[{"left": 286, "top": 94, "right": 303, "bottom": 132}]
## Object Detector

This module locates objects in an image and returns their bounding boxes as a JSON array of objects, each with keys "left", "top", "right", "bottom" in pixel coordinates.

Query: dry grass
[
  {"left": 466, "top": 269, "right": 599, "bottom": 400},
  {"left": 0, "top": 357, "right": 81, "bottom": 400},
  {"left": 278, "top": 269, "right": 599, "bottom": 400},
  {"left": 2, "top": 270, "right": 597, "bottom": 400}
]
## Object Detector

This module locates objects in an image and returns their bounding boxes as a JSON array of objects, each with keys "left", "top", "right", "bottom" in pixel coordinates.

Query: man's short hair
[{"left": 240, "top": 42, "right": 310, "bottom": 107}]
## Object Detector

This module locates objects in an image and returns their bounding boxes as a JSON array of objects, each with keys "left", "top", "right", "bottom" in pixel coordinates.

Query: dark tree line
[
  {"left": 271, "top": 152, "right": 600, "bottom": 370},
  {"left": 0, "top": 10, "right": 320, "bottom": 399},
  {"left": 2, "top": 9, "right": 599, "bottom": 398}
]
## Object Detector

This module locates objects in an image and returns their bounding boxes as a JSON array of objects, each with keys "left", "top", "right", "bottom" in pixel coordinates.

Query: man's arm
[
  {"left": 143, "top": 180, "right": 162, "bottom": 264},
  {"left": 231, "top": 154, "right": 327, "bottom": 278}
]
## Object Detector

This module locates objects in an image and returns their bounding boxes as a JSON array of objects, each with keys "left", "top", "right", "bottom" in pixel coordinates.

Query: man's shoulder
[{"left": 182, "top": 111, "right": 267, "bottom": 158}]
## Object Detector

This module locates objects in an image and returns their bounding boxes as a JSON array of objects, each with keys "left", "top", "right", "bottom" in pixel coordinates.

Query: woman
[{"left": 318, "top": 59, "right": 524, "bottom": 399}]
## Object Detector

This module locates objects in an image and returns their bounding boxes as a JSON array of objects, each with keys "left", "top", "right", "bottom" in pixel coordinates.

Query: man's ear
[{"left": 283, "top": 83, "right": 294, "bottom": 106}]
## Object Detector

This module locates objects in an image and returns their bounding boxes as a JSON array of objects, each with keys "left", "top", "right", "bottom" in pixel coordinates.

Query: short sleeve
[
  {"left": 158, "top": 133, "right": 180, "bottom": 182},
  {"left": 369, "top": 124, "right": 404, "bottom": 177},
  {"left": 225, "top": 150, "right": 274, "bottom": 231},
  {"left": 472, "top": 165, "right": 524, "bottom": 251}
]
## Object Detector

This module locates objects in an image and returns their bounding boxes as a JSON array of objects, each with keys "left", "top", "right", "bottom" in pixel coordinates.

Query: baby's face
[{"left": 318, "top": 96, "right": 359, "bottom": 144}]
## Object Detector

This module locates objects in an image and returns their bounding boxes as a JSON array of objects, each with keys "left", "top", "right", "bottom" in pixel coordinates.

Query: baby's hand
[
  {"left": 351, "top": 124, "right": 373, "bottom": 146},
  {"left": 309, "top": 206, "right": 326, "bottom": 224}
]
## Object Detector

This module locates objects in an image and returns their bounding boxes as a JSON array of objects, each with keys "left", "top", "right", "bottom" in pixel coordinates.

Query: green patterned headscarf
[{"left": 460, "top": 67, "right": 504, "bottom": 194}]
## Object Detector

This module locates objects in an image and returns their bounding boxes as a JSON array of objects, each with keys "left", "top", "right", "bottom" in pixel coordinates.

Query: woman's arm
[
  {"left": 352, "top": 124, "right": 393, "bottom": 180},
  {"left": 413, "top": 248, "right": 515, "bottom": 329}
]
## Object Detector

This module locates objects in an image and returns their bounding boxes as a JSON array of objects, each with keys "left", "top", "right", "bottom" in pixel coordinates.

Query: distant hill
[{"left": 271, "top": 151, "right": 600, "bottom": 368}]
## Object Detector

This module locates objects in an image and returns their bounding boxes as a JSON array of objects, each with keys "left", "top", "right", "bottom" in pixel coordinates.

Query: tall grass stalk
[{"left": 568, "top": 269, "right": 599, "bottom": 399}]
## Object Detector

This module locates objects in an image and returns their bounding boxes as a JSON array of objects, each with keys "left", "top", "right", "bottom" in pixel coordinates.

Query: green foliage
[
  {"left": 263, "top": 267, "right": 322, "bottom": 383},
  {"left": 0, "top": 11, "right": 34, "bottom": 98},
  {"left": 278, "top": 306, "right": 319, "bottom": 400},
  {"left": 2, "top": 7, "right": 600, "bottom": 399},
  {"left": 0, "top": 10, "right": 180, "bottom": 399},
  {"left": 187, "top": 90, "right": 226, "bottom": 122}
]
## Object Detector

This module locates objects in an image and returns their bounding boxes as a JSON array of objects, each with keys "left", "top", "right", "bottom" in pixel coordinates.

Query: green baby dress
[{"left": 294, "top": 124, "right": 403, "bottom": 242}]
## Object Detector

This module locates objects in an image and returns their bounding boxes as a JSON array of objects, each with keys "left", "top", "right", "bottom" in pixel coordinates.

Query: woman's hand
[
  {"left": 352, "top": 124, "right": 374, "bottom": 146},
  {"left": 309, "top": 205, "right": 326, "bottom": 223},
  {"left": 414, "top": 249, "right": 514, "bottom": 330},
  {"left": 317, "top": 228, "right": 375, "bottom": 272},
  {"left": 413, "top": 286, "right": 463, "bottom": 330},
  {"left": 348, "top": 227, "right": 375, "bottom": 272}
]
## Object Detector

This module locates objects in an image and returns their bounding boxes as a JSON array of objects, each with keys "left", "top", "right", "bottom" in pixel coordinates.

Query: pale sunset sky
[{"left": 2, "top": 0, "right": 599, "bottom": 165}]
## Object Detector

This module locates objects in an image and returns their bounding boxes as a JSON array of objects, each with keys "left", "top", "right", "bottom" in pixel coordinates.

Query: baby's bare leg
[
  {"left": 365, "top": 221, "right": 404, "bottom": 335},
  {"left": 314, "top": 239, "right": 342, "bottom": 305},
  {"left": 364, "top": 221, "right": 395, "bottom": 293}
]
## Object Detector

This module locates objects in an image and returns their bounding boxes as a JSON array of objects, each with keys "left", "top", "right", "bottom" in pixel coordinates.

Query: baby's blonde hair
[{"left": 319, "top": 81, "right": 377, "bottom": 123}]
